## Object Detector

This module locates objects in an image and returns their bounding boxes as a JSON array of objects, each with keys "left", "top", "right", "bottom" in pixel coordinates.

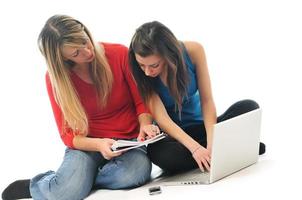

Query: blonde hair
[{"left": 38, "top": 15, "right": 113, "bottom": 135}]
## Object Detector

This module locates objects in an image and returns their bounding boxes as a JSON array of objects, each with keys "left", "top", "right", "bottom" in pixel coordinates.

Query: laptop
[{"left": 159, "top": 108, "right": 262, "bottom": 185}]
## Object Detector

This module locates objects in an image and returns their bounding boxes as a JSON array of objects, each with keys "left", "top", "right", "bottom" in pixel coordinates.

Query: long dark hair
[{"left": 129, "top": 21, "right": 189, "bottom": 113}]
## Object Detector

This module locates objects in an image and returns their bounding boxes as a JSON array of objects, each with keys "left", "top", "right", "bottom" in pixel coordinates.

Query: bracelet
[{"left": 191, "top": 146, "right": 201, "bottom": 155}]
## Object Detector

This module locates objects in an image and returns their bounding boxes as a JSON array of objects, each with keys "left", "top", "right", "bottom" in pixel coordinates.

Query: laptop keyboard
[{"left": 163, "top": 171, "right": 210, "bottom": 185}]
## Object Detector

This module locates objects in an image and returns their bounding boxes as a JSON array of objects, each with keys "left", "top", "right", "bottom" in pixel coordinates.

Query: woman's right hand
[
  {"left": 98, "top": 138, "right": 122, "bottom": 160},
  {"left": 191, "top": 145, "right": 211, "bottom": 172}
]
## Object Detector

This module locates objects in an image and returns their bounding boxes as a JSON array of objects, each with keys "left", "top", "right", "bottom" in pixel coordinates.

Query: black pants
[{"left": 147, "top": 99, "right": 260, "bottom": 173}]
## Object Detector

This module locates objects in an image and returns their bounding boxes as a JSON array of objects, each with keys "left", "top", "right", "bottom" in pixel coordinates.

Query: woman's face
[
  {"left": 135, "top": 54, "right": 165, "bottom": 77},
  {"left": 62, "top": 39, "right": 95, "bottom": 64}
]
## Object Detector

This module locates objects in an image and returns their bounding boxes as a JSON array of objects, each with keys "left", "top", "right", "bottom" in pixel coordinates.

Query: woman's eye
[
  {"left": 83, "top": 38, "right": 89, "bottom": 45},
  {"left": 72, "top": 50, "right": 79, "bottom": 57}
]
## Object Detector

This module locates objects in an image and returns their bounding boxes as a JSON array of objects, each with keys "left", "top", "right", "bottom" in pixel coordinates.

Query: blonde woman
[
  {"left": 2, "top": 15, "right": 158, "bottom": 200},
  {"left": 129, "top": 21, "right": 265, "bottom": 174}
]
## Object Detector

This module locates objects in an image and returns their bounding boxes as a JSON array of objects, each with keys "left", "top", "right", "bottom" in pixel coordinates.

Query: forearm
[
  {"left": 149, "top": 94, "right": 201, "bottom": 152},
  {"left": 201, "top": 99, "right": 217, "bottom": 147},
  {"left": 72, "top": 135, "right": 102, "bottom": 152},
  {"left": 157, "top": 116, "right": 200, "bottom": 152},
  {"left": 138, "top": 113, "right": 153, "bottom": 126}
]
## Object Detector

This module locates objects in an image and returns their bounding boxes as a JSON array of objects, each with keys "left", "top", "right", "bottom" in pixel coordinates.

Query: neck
[
  {"left": 72, "top": 63, "right": 93, "bottom": 84},
  {"left": 73, "top": 62, "right": 90, "bottom": 71},
  {"left": 159, "top": 66, "right": 168, "bottom": 86}
]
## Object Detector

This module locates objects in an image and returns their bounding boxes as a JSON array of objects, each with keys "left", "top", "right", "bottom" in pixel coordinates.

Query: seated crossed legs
[
  {"left": 2, "top": 147, "right": 151, "bottom": 200},
  {"left": 147, "top": 99, "right": 266, "bottom": 173}
]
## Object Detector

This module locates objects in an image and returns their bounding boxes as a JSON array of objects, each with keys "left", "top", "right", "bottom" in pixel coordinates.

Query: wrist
[
  {"left": 138, "top": 113, "right": 153, "bottom": 126},
  {"left": 191, "top": 146, "right": 202, "bottom": 155},
  {"left": 97, "top": 138, "right": 105, "bottom": 152},
  {"left": 186, "top": 138, "right": 202, "bottom": 154}
]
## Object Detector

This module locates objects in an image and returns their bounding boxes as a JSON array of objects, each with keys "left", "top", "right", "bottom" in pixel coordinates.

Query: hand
[
  {"left": 137, "top": 124, "right": 160, "bottom": 141},
  {"left": 206, "top": 138, "right": 213, "bottom": 154},
  {"left": 98, "top": 138, "right": 122, "bottom": 160},
  {"left": 192, "top": 145, "right": 211, "bottom": 172},
  {"left": 207, "top": 144, "right": 212, "bottom": 155}
]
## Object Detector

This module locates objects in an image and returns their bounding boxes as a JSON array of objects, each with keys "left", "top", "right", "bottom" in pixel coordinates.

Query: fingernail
[{"left": 140, "top": 138, "right": 145, "bottom": 141}]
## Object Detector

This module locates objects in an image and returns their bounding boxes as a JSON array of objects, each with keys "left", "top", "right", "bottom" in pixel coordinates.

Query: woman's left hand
[
  {"left": 137, "top": 124, "right": 160, "bottom": 142},
  {"left": 192, "top": 145, "right": 211, "bottom": 172},
  {"left": 207, "top": 144, "right": 212, "bottom": 155}
]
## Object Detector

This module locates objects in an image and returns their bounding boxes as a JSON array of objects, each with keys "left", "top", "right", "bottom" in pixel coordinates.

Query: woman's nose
[
  {"left": 144, "top": 67, "right": 152, "bottom": 76},
  {"left": 83, "top": 47, "right": 91, "bottom": 56}
]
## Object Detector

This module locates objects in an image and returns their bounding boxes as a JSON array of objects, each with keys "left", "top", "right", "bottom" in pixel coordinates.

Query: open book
[{"left": 111, "top": 132, "right": 167, "bottom": 152}]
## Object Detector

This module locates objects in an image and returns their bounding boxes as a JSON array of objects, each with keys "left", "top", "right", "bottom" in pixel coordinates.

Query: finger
[
  {"left": 137, "top": 135, "right": 145, "bottom": 142},
  {"left": 198, "top": 163, "right": 205, "bottom": 173},
  {"left": 112, "top": 151, "right": 122, "bottom": 157},
  {"left": 206, "top": 155, "right": 211, "bottom": 164},
  {"left": 202, "top": 158, "right": 211, "bottom": 171},
  {"left": 108, "top": 139, "right": 116, "bottom": 145},
  {"left": 137, "top": 132, "right": 146, "bottom": 141},
  {"left": 204, "top": 150, "right": 211, "bottom": 161},
  {"left": 195, "top": 158, "right": 205, "bottom": 172},
  {"left": 103, "top": 155, "right": 111, "bottom": 160},
  {"left": 108, "top": 150, "right": 122, "bottom": 158},
  {"left": 145, "top": 129, "right": 154, "bottom": 137},
  {"left": 149, "top": 130, "right": 157, "bottom": 137},
  {"left": 155, "top": 126, "right": 161, "bottom": 134},
  {"left": 149, "top": 132, "right": 157, "bottom": 138},
  {"left": 149, "top": 125, "right": 158, "bottom": 135}
]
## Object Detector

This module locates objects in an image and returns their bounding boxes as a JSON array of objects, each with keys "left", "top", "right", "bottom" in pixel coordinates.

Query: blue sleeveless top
[{"left": 153, "top": 45, "right": 203, "bottom": 128}]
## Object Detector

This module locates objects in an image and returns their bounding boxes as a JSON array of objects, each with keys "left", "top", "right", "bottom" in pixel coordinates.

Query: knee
[
  {"left": 31, "top": 150, "right": 97, "bottom": 200},
  {"left": 147, "top": 145, "right": 168, "bottom": 170},
  {"left": 115, "top": 150, "right": 151, "bottom": 188},
  {"left": 240, "top": 99, "right": 260, "bottom": 111},
  {"left": 147, "top": 139, "right": 172, "bottom": 165},
  {"left": 148, "top": 143, "right": 194, "bottom": 172},
  {"left": 97, "top": 149, "right": 152, "bottom": 189},
  {"left": 147, "top": 143, "right": 161, "bottom": 163}
]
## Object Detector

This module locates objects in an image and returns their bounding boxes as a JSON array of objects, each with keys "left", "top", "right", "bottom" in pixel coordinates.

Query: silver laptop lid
[{"left": 210, "top": 108, "right": 262, "bottom": 183}]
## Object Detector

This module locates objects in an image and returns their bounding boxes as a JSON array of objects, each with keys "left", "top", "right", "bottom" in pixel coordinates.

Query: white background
[{"left": 0, "top": 0, "right": 301, "bottom": 199}]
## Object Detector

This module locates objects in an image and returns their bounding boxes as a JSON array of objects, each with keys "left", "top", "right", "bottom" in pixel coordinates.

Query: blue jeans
[{"left": 30, "top": 147, "right": 151, "bottom": 200}]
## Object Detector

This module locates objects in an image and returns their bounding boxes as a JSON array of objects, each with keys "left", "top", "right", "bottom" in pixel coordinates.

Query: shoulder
[
  {"left": 100, "top": 43, "right": 129, "bottom": 72},
  {"left": 45, "top": 72, "right": 51, "bottom": 86},
  {"left": 45, "top": 72, "right": 54, "bottom": 96},
  {"left": 182, "top": 41, "right": 205, "bottom": 65},
  {"left": 182, "top": 41, "right": 204, "bottom": 53},
  {"left": 100, "top": 42, "right": 128, "bottom": 55}
]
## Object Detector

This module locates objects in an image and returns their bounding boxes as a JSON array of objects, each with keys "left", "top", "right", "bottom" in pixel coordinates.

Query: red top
[{"left": 46, "top": 43, "right": 148, "bottom": 148}]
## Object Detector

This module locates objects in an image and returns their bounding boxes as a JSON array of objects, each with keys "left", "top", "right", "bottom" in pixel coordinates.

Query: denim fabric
[{"left": 30, "top": 147, "right": 151, "bottom": 200}]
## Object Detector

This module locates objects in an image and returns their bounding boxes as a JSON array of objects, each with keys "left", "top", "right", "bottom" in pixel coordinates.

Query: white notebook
[{"left": 111, "top": 133, "right": 167, "bottom": 152}]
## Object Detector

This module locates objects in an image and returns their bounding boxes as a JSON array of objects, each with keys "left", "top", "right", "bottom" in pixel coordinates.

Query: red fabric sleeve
[
  {"left": 45, "top": 73, "right": 75, "bottom": 148},
  {"left": 120, "top": 46, "right": 150, "bottom": 116}
]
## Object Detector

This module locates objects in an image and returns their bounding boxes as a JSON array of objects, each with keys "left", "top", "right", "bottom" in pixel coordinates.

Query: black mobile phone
[{"left": 148, "top": 186, "right": 162, "bottom": 195}]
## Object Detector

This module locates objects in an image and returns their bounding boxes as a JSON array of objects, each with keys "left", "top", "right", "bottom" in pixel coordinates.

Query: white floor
[
  {"left": 1, "top": 1, "right": 302, "bottom": 199},
  {"left": 1, "top": 143, "right": 301, "bottom": 200},
  {"left": 85, "top": 154, "right": 301, "bottom": 200}
]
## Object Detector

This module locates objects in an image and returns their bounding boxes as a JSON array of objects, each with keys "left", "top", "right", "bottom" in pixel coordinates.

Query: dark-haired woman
[{"left": 129, "top": 21, "right": 265, "bottom": 174}]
